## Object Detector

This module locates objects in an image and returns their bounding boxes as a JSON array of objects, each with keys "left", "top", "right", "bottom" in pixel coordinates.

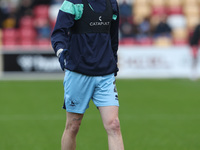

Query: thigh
[
  {"left": 99, "top": 106, "right": 119, "bottom": 126},
  {"left": 65, "top": 112, "right": 84, "bottom": 128}
]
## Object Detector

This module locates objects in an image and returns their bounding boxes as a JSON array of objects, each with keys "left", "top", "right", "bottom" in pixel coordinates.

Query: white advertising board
[{"left": 117, "top": 46, "right": 200, "bottom": 78}]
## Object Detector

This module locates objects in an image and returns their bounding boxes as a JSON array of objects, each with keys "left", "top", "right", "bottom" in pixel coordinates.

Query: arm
[
  {"left": 110, "top": 0, "right": 119, "bottom": 65},
  {"left": 51, "top": 0, "right": 83, "bottom": 56},
  {"left": 51, "top": 0, "right": 83, "bottom": 70},
  {"left": 51, "top": 12, "right": 74, "bottom": 56}
]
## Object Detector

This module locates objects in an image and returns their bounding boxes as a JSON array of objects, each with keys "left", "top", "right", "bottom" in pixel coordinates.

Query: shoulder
[{"left": 60, "top": 0, "right": 84, "bottom": 20}]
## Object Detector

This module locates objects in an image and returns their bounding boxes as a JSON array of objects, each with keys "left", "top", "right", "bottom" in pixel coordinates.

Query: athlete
[
  {"left": 190, "top": 24, "right": 200, "bottom": 80},
  {"left": 51, "top": 0, "right": 124, "bottom": 150}
]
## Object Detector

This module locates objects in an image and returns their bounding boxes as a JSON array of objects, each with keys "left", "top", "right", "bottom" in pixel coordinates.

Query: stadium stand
[{"left": 0, "top": 0, "right": 200, "bottom": 48}]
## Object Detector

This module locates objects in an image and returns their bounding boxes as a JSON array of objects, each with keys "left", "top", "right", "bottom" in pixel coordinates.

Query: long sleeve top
[{"left": 51, "top": 0, "right": 119, "bottom": 76}]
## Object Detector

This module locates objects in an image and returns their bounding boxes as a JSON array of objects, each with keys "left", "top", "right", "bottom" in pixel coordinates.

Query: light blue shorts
[{"left": 63, "top": 70, "right": 119, "bottom": 114}]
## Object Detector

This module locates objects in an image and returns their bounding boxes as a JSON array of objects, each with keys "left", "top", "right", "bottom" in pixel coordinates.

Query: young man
[{"left": 51, "top": 0, "right": 124, "bottom": 150}]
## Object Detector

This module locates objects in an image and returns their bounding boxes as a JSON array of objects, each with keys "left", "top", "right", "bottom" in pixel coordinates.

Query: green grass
[{"left": 0, "top": 79, "right": 200, "bottom": 150}]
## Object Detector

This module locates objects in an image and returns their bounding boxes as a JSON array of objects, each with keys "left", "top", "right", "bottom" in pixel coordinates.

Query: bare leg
[
  {"left": 61, "top": 112, "right": 84, "bottom": 150},
  {"left": 99, "top": 106, "right": 124, "bottom": 150}
]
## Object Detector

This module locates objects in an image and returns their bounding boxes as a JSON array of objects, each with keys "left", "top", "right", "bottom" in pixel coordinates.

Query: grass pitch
[{"left": 0, "top": 79, "right": 200, "bottom": 150}]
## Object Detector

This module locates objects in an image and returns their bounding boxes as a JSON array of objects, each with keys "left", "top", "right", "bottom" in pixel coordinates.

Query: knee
[{"left": 104, "top": 118, "right": 121, "bottom": 135}]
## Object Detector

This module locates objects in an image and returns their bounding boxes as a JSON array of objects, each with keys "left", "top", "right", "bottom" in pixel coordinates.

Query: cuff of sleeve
[{"left": 56, "top": 49, "right": 64, "bottom": 57}]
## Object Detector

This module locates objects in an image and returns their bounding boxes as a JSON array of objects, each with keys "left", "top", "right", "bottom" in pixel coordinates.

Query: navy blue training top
[{"left": 51, "top": 0, "right": 119, "bottom": 76}]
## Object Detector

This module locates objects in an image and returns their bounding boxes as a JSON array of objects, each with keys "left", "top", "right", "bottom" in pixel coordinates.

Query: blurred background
[
  {"left": 0, "top": 0, "right": 200, "bottom": 79},
  {"left": 1, "top": 1, "right": 200, "bottom": 150}
]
